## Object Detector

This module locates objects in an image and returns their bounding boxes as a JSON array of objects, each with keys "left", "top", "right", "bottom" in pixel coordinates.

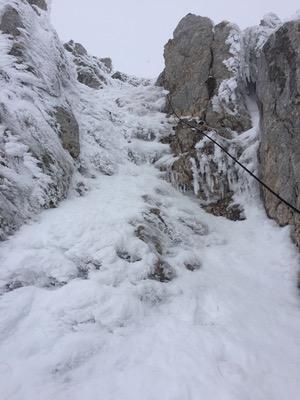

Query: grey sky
[{"left": 51, "top": 0, "right": 299, "bottom": 78}]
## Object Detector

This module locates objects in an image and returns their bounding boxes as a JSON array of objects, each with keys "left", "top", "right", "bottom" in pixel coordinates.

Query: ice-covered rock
[
  {"left": 0, "top": 0, "right": 79, "bottom": 239},
  {"left": 64, "top": 40, "right": 110, "bottom": 89},
  {"left": 243, "top": 13, "right": 282, "bottom": 88},
  {"left": 157, "top": 14, "right": 253, "bottom": 218}
]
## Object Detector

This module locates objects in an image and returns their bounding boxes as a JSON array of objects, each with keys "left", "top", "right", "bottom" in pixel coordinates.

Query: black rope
[{"left": 168, "top": 98, "right": 300, "bottom": 216}]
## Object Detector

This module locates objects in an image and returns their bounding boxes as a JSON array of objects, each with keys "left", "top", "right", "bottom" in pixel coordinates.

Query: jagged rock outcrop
[
  {"left": 159, "top": 11, "right": 300, "bottom": 246},
  {"left": 0, "top": 0, "right": 148, "bottom": 241},
  {"left": 163, "top": 121, "right": 246, "bottom": 220},
  {"left": 257, "top": 19, "right": 300, "bottom": 246},
  {"left": 159, "top": 15, "right": 214, "bottom": 118},
  {"left": 64, "top": 40, "right": 111, "bottom": 89},
  {"left": 158, "top": 14, "right": 252, "bottom": 219},
  {"left": 159, "top": 13, "right": 251, "bottom": 134}
]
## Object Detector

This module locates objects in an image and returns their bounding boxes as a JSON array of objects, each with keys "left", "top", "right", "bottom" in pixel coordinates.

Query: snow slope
[{"left": 0, "top": 80, "right": 300, "bottom": 400}]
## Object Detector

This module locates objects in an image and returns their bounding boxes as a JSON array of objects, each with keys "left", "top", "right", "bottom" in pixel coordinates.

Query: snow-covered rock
[
  {"left": 64, "top": 40, "right": 111, "bottom": 89},
  {"left": 0, "top": 0, "right": 78, "bottom": 239},
  {"left": 0, "top": 0, "right": 147, "bottom": 240},
  {"left": 243, "top": 13, "right": 282, "bottom": 87}
]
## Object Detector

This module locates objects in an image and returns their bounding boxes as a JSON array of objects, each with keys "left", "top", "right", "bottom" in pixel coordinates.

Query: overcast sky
[{"left": 51, "top": 0, "right": 299, "bottom": 78}]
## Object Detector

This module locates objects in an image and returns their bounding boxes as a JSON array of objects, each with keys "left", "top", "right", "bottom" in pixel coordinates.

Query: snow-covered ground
[{"left": 0, "top": 82, "right": 300, "bottom": 400}]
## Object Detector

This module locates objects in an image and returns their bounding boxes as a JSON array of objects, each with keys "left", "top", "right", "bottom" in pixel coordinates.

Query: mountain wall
[
  {"left": 0, "top": 0, "right": 118, "bottom": 239},
  {"left": 158, "top": 13, "right": 300, "bottom": 246},
  {"left": 256, "top": 20, "right": 300, "bottom": 246}
]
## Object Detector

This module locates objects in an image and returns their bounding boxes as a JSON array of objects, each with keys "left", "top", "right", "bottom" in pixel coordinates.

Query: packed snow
[{"left": 0, "top": 78, "right": 300, "bottom": 400}]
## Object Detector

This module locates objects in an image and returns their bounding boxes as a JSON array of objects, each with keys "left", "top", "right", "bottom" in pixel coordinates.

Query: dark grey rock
[
  {"left": 64, "top": 40, "right": 87, "bottom": 57},
  {"left": 55, "top": 107, "right": 80, "bottom": 159},
  {"left": 27, "top": 0, "right": 48, "bottom": 11},
  {"left": 64, "top": 40, "right": 107, "bottom": 89},
  {"left": 100, "top": 57, "right": 112, "bottom": 72},
  {"left": 257, "top": 20, "right": 300, "bottom": 246},
  {"left": 112, "top": 71, "right": 127, "bottom": 82},
  {"left": 77, "top": 69, "right": 104, "bottom": 89},
  {"left": 162, "top": 14, "right": 214, "bottom": 117},
  {"left": 159, "top": 14, "right": 251, "bottom": 133},
  {"left": 0, "top": 6, "right": 24, "bottom": 37}
]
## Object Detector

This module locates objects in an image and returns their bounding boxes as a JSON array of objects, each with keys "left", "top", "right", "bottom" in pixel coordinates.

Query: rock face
[
  {"left": 158, "top": 14, "right": 252, "bottom": 219},
  {"left": 243, "top": 13, "right": 282, "bottom": 89},
  {"left": 0, "top": 6, "right": 24, "bottom": 37},
  {"left": 257, "top": 20, "right": 300, "bottom": 246},
  {"left": 55, "top": 107, "right": 80, "bottom": 159},
  {"left": 160, "top": 14, "right": 214, "bottom": 119},
  {"left": 163, "top": 121, "right": 246, "bottom": 221},
  {"left": 0, "top": 0, "right": 148, "bottom": 241},
  {"left": 159, "top": 12, "right": 300, "bottom": 246},
  {"left": 27, "top": 0, "right": 48, "bottom": 10},
  {"left": 64, "top": 40, "right": 109, "bottom": 89},
  {"left": 0, "top": 1, "right": 78, "bottom": 239},
  {"left": 159, "top": 14, "right": 251, "bottom": 134}
]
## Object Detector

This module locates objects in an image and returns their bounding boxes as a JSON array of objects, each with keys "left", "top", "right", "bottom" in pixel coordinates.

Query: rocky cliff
[
  {"left": 257, "top": 20, "right": 300, "bottom": 246},
  {"left": 0, "top": 0, "right": 130, "bottom": 240},
  {"left": 158, "top": 13, "right": 300, "bottom": 246},
  {"left": 0, "top": 0, "right": 78, "bottom": 239},
  {"left": 158, "top": 14, "right": 255, "bottom": 220}
]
